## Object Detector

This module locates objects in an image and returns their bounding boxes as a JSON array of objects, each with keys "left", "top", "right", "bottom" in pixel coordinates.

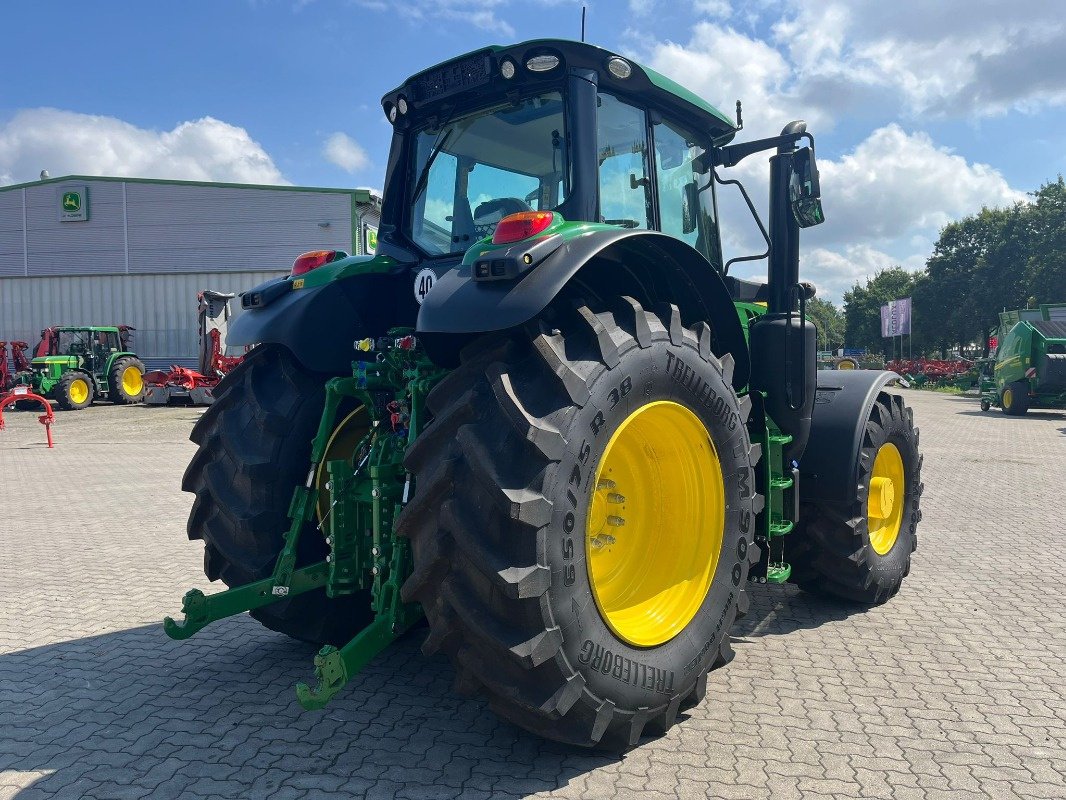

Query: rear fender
[
  {"left": 417, "top": 229, "right": 749, "bottom": 389},
  {"left": 799, "top": 370, "right": 900, "bottom": 505},
  {"left": 228, "top": 272, "right": 419, "bottom": 374},
  {"left": 104, "top": 351, "right": 137, "bottom": 374}
]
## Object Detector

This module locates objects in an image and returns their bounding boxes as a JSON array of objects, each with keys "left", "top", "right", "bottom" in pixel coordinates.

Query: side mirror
[
  {"left": 682, "top": 181, "right": 699, "bottom": 234},
  {"left": 790, "top": 147, "right": 824, "bottom": 228}
]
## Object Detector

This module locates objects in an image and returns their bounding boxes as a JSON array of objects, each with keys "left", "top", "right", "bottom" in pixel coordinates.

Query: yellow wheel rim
[
  {"left": 315, "top": 406, "right": 370, "bottom": 522},
  {"left": 868, "top": 442, "right": 905, "bottom": 555},
  {"left": 1002, "top": 388, "right": 1013, "bottom": 408},
  {"left": 838, "top": 359, "right": 856, "bottom": 370},
  {"left": 69, "top": 378, "right": 89, "bottom": 405},
  {"left": 122, "top": 365, "right": 143, "bottom": 396},
  {"left": 585, "top": 401, "right": 724, "bottom": 648}
]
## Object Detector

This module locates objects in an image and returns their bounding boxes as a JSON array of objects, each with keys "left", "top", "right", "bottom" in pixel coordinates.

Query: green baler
[{"left": 981, "top": 303, "right": 1066, "bottom": 414}]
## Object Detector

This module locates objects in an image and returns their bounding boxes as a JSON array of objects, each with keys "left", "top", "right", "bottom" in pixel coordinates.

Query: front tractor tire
[
  {"left": 55, "top": 371, "right": 94, "bottom": 410},
  {"left": 399, "top": 299, "right": 761, "bottom": 747},
  {"left": 791, "top": 391, "right": 923, "bottom": 604},
  {"left": 181, "top": 344, "right": 373, "bottom": 645},
  {"left": 108, "top": 356, "right": 146, "bottom": 403}
]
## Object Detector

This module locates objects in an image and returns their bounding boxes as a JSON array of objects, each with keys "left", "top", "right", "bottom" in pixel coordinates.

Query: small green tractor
[
  {"left": 980, "top": 303, "right": 1066, "bottom": 414},
  {"left": 165, "top": 40, "right": 923, "bottom": 748},
  {"left": 21, "top": 325, "right": 145, "bottom": 409}
]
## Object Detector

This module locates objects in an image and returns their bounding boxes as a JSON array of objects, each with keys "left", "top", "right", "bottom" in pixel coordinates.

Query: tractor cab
[
  {"left": 376, "top": 40, "right": 739, "bottom": 270},
  {"left": 31, "top": 327, "right": 121, "bottom": 378}
]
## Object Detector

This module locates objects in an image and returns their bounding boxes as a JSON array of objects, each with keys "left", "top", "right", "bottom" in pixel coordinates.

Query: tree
[
  {"left": 843, "top": 267, "right": 917, "bottom": 357},
  {"left": 838, "top": 175, "right": 1062, "bottom": 360},
  {"left": 1024, "top": 176, "right": 1066, "bottom": 304},
  {"left": 806, "top": 297, "right": 845, "bottom": 352}
]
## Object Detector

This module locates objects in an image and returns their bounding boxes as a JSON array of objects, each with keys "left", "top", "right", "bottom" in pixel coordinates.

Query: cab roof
[{"left": 386, "top": 39, "right": 738, "bottom": 143}]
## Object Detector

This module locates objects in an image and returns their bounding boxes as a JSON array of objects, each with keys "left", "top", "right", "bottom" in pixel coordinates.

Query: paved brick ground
[{"left": 1, "top": 392, "right": 1064, "bottom": 799}]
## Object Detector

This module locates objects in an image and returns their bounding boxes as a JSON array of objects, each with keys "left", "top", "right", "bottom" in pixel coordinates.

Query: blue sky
[{"left": 2, "top": 1, "right": 1064, "bottom": 302}]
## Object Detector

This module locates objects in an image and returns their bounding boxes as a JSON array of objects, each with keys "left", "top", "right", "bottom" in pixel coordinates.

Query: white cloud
[
  {"left": 692, "top": 0, "right": 731, "bottom": 17},
  {"left": 813, "top": 124, "right": 1026, "bottom": 246},
  {"left": 0, "top": 108, "right": 287, "bottom": 186},
  {"left": 800, "top": 245, "right": 924, "bottom": 303},
  {"left": 323, "top": 132, "right": 370, "bottom": 174},
  {"left": 386, "top": 0, "right": 515, "bottom": 37},
  {"left": 720, "top": 124, "right": 1026, "bottom": 303},
  {"left": 773, "top": 0, "right": 1066, "bottom": 117},
  {"left": 638, "top": 23, "right": 808, "bottom": 130}
]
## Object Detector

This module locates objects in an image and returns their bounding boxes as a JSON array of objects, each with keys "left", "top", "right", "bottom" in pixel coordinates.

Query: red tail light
[
  {"left": 492, "top": 211, "right": 554, "bottom": 245},
  {"left": 292, "top": 250, "right": 336, "bottom": 276}
]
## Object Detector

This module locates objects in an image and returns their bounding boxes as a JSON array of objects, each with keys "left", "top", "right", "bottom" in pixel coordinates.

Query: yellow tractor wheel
[
  {"left": 400, "top": 299, "right": 761, "bottom": 747},
  {"left": 55, "top": 371, "right": 94, "bottom": 410},
  {"left": 108, "top": 356, "right": 146, "bottom": 403},
  {"left": 790, "top": 391, "right": 922, "bottom": 604}
]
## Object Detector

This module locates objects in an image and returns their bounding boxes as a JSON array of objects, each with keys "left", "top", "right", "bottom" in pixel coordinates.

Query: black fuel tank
[{"left": 749, "top": 313, "right": 817, "bottom": 461}]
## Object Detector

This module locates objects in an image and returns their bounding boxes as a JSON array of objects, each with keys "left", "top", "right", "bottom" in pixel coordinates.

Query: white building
[{"left": 0, "top": 175, "right": 381, "bottom": 368}]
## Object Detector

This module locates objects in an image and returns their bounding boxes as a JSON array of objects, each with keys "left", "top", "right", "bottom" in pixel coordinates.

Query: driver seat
[{"left": 473, "top": 197, "right": 531, "bottom": 239}]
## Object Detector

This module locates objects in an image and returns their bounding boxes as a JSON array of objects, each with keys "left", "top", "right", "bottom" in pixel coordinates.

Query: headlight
[
  {"left": 526, "top": 54, "right": 560, "bottom": 72},
  {"left": 607, "top": 57, "right": 632, "bottom": 79}
]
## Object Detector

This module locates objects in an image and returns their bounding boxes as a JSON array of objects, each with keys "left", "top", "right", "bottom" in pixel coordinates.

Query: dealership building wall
[{"left": 0, "top": 176, "right": 380, "bottom": 369}]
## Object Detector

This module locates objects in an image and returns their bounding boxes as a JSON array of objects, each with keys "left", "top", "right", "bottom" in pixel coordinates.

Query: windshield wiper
[{"left": 410, "top": 128, "right": 454, "bottom": 206}]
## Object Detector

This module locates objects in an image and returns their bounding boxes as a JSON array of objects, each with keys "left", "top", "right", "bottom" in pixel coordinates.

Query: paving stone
[{"left": 1, "top": 394, "right": 1064, "bottom": 798}]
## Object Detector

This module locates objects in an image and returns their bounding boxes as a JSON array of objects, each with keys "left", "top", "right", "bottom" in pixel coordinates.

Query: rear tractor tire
[
  {"left": 55, "top": 371, "right": 94, "bottom": 410},
  {"left": 108, "top": 356, "right": 146, "bottom": 403},
  {"left": 790, "top": 391, "right": 922, "bottom": 604},
  {"left": 181, "top": 344, "right": 373, "bottom": 645},
  {"left": 399, "top": 299, "right": 761, "bottom": 747}
]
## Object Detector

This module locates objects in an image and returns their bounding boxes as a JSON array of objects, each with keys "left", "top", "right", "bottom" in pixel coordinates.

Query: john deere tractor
[
  {"left": 166, "top": 40, "right": 923, "bottom": 747},
  {"left": 23, "top": 326, "right": 145, "bottom": 409}
]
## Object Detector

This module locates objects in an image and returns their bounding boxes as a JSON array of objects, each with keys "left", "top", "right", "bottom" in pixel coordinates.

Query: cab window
[
  {"left": 653, "top": 117, "right": 721, "bottom": 268},
  {"left": 596, "top": 93, "right": 651, "bottom": 230},
  {"left": 408, "top": 91, "right": 569, "bottom": 256}
]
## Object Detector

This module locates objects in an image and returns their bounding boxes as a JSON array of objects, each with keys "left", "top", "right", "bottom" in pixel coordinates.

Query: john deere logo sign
[{"left": 58, "top": 186, "right": 89, "bottom": 221}]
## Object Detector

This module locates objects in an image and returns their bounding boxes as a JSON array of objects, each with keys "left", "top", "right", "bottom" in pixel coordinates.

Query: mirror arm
[{"left": 700, "top": 129, "right": 816, "bottom": 171}]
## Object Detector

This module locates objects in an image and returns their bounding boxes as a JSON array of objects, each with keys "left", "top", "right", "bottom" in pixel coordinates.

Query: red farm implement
[
  {"left": 887, "top": 358, "right": 975, "bottom": 388},
  {"left": 143, "top": 365, "right": 220, "bottom": 406},
  {"left": 143, "top": 290, "right": 244, "bottom": 406},
  {"left": 0, "top": 386, "right": 56, "bottom": 447}
]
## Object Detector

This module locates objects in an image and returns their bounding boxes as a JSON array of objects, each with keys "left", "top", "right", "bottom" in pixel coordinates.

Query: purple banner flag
[
  {"left": 882, "top": 298, "right": 913, "bottom": 337},
  {"left": 895, "top": 297, "right": 912, "bottom": 335}
]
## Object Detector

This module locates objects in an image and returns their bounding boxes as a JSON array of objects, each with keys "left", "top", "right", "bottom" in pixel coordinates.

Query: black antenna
[{"left": 581, "top": 5, "right": 586, "bottom": 42}]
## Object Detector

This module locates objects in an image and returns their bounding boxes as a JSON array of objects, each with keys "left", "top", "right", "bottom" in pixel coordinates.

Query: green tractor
[
  {"left": 981, "top": 303, "right": 1066, "bottom": 414},
  {"left": 23, "top": 325, "right": 146, "bottom": 409},
  {"left": 165, "top": 40, "right": 923, "bottom": 747}
]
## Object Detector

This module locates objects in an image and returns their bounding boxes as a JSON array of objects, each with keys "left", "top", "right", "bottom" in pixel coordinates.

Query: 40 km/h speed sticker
[{"left": 414, "top": 268, "right": 436, "bottom": 305}]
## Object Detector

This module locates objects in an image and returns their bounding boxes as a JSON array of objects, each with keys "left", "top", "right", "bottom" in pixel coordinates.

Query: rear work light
[
  {"left": 492, "top": 211, "right": 554, "bottom": 245},
  {"left": 291, "top": 250, "right": 336, "bottom": 276}
]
